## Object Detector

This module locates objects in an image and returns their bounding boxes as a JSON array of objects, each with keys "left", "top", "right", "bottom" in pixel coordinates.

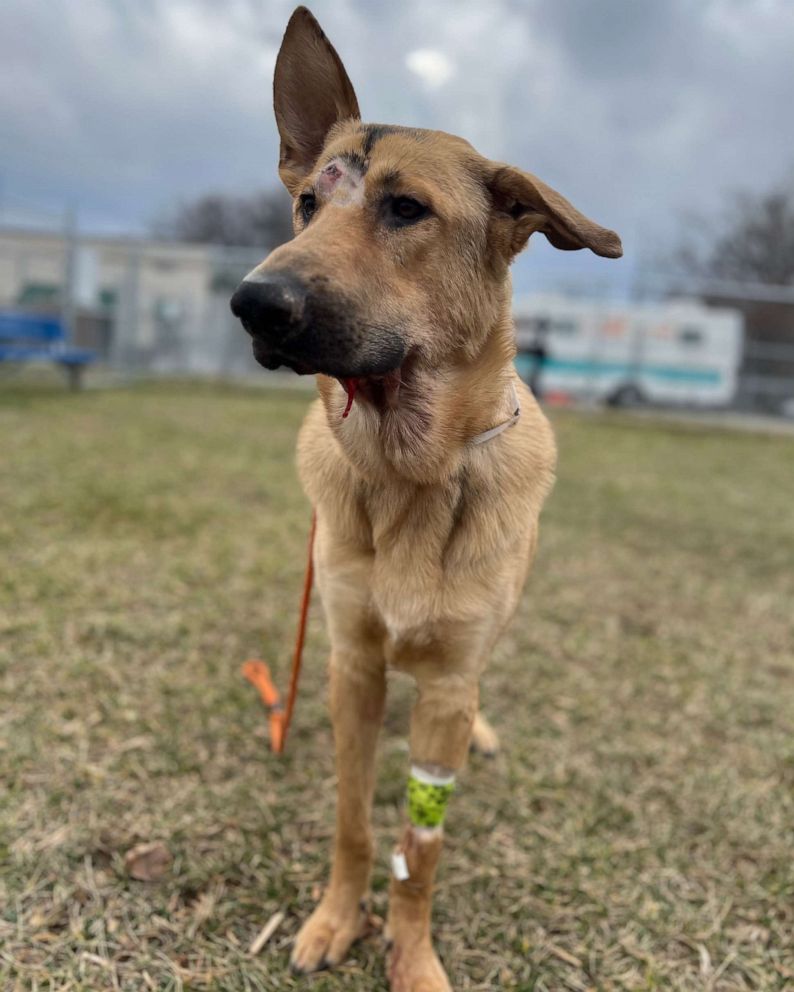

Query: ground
[{"left": 1, "top": 376, "right": 793, "bottom": 992}]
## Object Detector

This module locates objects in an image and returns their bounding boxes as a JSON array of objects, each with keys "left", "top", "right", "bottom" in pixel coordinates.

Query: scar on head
[{"left": 318, "top": 161, "right": 345, "bottom": 194}]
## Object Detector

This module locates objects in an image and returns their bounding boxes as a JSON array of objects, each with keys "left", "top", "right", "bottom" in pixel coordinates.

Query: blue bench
[{"left": 0, "top": 311, "right": 96, "bottom": 389}]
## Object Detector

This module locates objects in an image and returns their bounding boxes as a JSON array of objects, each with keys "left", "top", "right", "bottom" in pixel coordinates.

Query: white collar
[{"left": 469, "top": 381, "right": 521, "bottom": 446}]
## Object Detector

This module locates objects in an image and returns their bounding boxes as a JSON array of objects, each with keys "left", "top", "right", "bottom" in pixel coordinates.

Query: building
[{"left": 0, "top": 226, "right": 263, "bottom": 376}]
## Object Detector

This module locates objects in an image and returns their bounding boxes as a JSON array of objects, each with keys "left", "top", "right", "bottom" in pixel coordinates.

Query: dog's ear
[
  {"left": 487, "top": 164, "right": 622, "bottom": 260},
  {"left": 274, "top": 7, "right": 361, "bottom": 195}
]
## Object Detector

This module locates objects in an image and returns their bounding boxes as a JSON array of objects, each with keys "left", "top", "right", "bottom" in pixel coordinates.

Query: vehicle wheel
[{"left": 607, "top": 383, "right": 645, "bottom": 407}]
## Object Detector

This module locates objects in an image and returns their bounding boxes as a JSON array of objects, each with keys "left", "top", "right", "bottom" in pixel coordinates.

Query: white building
[{"left": 0, "top": 227, "right": 262, "bottom": 375}]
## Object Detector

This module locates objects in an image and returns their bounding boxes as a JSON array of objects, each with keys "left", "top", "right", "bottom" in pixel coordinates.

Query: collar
[{"left": 469, "top": 381, "right": 521, "bottom": 446}]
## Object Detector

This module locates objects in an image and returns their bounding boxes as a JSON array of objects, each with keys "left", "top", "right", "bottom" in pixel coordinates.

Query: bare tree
[
  {"left": 676, "top": 180, "right": 794, "bottom": 286},
  {"left": 672, "top": 178, "right": 794, "bottom": 413},
  {"left": 154, "top": 189, "right": 293, "bottom": 249}
]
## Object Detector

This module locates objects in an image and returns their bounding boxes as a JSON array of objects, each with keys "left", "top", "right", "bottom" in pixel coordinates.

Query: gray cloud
[{"left": 1, "top": 0, "right": 793, "bottom": 286}]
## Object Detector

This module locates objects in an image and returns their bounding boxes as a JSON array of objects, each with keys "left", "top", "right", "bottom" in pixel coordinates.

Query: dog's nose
[{"left": 230, "top": 274, "right": 306, "bottom": 338}]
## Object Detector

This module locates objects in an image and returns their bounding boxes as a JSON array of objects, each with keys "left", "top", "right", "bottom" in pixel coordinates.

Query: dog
[{"left": 230, "top": 8, "right": 622, "bottom": 989}]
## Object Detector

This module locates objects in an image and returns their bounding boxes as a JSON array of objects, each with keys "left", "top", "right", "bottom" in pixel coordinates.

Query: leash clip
[
  {"left": 241, "top": 659, "right": 287, "bottom": 753},
  {"left": 241, "top": 511, "right": 317, "bottom": 756}
]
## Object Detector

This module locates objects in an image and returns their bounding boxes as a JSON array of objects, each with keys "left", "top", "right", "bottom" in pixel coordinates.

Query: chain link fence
[
  {"left": 0, "top": 227, "right": 264, "bottom": 380},
  {"left": 1, "top": 225, "right": 793, "bottom": 414}
]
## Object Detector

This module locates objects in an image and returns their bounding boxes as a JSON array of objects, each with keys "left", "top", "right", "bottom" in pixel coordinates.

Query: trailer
[{"left": 514, "top": 295, "right": 744, "bottom": 407}]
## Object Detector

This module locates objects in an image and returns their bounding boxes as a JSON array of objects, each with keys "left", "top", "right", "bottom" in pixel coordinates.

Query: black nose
[{"left": 229, "top": 273, "right": 307, "bottom": 339}]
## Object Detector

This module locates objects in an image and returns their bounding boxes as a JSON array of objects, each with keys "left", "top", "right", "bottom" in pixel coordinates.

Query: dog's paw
[
  {"left": 290, "top": 896, "right": 369, "bottom": 973},
  {"left": 388, "top": 938, "right": 452, "bottom": 992},
  {"left": 470, "top": 711, "right": 500, "bottom": 757}
]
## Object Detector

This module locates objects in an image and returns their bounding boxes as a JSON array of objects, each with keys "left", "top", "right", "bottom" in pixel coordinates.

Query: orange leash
[{"left": 242, "top": 511, "right": 317, "bottom": 754}]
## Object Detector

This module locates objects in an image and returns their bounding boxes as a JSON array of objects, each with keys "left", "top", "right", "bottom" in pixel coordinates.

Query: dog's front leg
[
  {"left": 291, "top": 650, "right": 386, "bottom": 973},
  {"left": 386, "top": 668, "right": 479, "bottom": 992}
]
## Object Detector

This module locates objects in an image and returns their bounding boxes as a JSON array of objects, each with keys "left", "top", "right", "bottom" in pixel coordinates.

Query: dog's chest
[
  {"left": 369, "top": 552, "right": 442, "bottom": 645},
  {"left": 361, "top": 483, "right": 468, "bottom": 645}
]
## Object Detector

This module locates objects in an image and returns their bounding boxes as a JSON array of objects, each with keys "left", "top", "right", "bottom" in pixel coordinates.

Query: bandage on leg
[{"left": 406, "top": 765, "right": 455, "bottom": 830}]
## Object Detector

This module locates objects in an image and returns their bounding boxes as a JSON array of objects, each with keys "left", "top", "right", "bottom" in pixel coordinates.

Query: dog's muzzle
[
  {"left": 230, "top": 273, "right": 310, "bottom": 372},
  {"left": 229, "top": 272, "right": 406, "bottom": 378}
]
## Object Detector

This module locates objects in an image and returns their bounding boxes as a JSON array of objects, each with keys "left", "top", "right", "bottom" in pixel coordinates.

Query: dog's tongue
[{"left": 341, "top": 377, "right": 359, "bottom": 418}]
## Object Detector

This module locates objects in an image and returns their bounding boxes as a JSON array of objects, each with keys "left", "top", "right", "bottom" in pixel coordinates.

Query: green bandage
[{"left": 406, "top": 766, "right": 455, "bottom": 829}]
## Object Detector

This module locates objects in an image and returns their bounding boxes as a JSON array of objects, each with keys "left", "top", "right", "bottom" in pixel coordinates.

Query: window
[
  {"left": 16, "top": 282, "right": 61, "bottom": 306},
  {"left": 679, "top": 326, "right": 704, "bottom": 346}
]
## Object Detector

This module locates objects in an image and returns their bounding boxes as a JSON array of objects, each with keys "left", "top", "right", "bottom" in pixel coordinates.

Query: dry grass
[{"left": 1, "top": 376, "right": 793, "bottom": 991}]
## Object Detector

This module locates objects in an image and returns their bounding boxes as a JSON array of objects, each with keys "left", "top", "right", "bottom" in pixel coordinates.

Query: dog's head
[{"left": 231, "top": 6, "right": 621, "bottom": 402}]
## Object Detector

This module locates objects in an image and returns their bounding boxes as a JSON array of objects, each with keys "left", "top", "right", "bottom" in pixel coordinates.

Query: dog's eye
[
  {"left": 299, "top": 192, "right": 317, "bottom": 223},
  {"left": 388, "top": 196, "right": 428, "bottom": 226}
]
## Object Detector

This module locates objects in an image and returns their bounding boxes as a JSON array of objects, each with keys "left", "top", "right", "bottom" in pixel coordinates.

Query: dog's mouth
[
  {"left": 338, "top": 353, "right": 418, "bottom": 418},
  {"left": 250, "top": 330, "right": 414, "bottom": 419},
  {"left": 339, "top": 369, "right": 400, "bottom": 418},
  {"left": 252, "top": 338, "right": 410, "bottom": 419},
  {"left": 251, "top": 340, "right": 316, "bottom": 375},
  {"left": 250, "top": 328, "right": 409, "bottom": 398}
]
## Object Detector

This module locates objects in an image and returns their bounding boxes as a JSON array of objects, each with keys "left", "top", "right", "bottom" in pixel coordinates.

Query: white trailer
[{"left": 513, "top": 295, "right": 744, "bottom": 407}]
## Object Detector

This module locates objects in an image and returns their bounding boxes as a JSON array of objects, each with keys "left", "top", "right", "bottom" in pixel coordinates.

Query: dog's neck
[{"left": 316, "top": 299, "right": 517, "bottom": 486}]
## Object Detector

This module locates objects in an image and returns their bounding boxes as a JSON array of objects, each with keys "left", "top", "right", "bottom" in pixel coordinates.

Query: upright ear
[
  {"left": 273, "top": 7, "right": 361, "bottom": 195},
  {"left": 487, "top": 164, "right": 622, "bottom": 260}
]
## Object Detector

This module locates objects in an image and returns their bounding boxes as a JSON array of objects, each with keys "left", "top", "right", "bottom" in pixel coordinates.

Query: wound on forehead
[
  {"left": 317, "top": 158, "right": 364, "bottom": 202},
  {"left": 334, "top": 123, "right": 423, "bottom": 177},
  {"left": 316, "top": 123, "right": 428, "bottom": 205}
]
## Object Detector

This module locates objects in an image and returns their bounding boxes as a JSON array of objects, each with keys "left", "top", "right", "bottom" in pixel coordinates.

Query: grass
[{"left": 1, "top": 375, "right": 793, "bottom": 991}]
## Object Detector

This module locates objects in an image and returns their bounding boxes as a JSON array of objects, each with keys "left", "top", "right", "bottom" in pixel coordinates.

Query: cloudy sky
[{"left": 1, "top": 0, "right": 793, "bottom": 286}]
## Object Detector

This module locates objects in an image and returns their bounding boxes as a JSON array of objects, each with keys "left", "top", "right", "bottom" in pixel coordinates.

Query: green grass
[{"left": 1, "top": 377, "right": 793, "bottom": 991}]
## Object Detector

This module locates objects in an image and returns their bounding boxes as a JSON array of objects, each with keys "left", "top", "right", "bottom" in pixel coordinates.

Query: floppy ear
[
  {"left": 273, "top": 7, "right": 361, "bottom": 195},
  {"left": 487, "top": 164, "right": 622, "bottom": 260}
]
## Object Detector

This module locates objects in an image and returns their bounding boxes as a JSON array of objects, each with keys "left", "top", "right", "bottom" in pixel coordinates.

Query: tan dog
[{"left": 230, "top": 8, "right": 622, "bottom": 989}]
